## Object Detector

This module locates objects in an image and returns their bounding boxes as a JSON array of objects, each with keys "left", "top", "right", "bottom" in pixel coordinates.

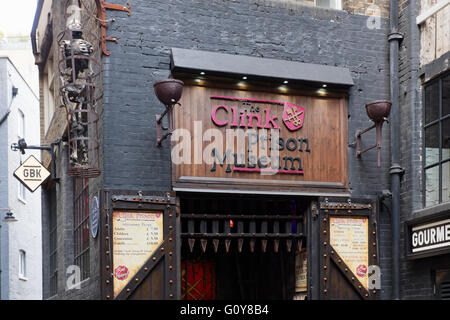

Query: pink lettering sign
[{"left": 210, "top": 95, "right": 305, "bottom": 132}]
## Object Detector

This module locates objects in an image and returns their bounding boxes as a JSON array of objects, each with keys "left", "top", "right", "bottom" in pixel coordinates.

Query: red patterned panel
[{"left": 181, "top": 261, "right": 216, "bottom": 300}]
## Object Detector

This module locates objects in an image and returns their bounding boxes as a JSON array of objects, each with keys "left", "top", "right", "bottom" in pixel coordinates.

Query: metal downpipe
[{"left": 389, "top": 0, "right": 403, "bottom": 300}]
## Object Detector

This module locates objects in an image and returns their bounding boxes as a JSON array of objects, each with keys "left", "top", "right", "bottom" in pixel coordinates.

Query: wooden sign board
[
  {"left": 408, "top": 217, "right": 450, "bottom": 258},
  {"left": 13, "top": 155, "right": 50, "bottom": 192},
  {"left": 330, "top": 217, "right": 369, "bottom": 290},
  {"left": 172, "top": 85, "right": 348, "bottom": 194},
  {"left": 112, "top": 210, "right": 164, "bottom": 297}
]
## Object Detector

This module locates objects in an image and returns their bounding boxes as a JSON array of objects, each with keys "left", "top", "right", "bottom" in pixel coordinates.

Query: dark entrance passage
[
  {"left": 179, "top": 193, "right": 309, "bottom": 300},
  {"left": 181, "top": 241, "right": 297, "bottom": 300}
]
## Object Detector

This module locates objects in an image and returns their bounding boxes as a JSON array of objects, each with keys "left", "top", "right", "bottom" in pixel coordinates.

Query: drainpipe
[
  {"left": 388, "top": 0, "right": 403, "bottom": 300},
  {"left": 30, "top": 0, "right": 44, "bottom": 57}
]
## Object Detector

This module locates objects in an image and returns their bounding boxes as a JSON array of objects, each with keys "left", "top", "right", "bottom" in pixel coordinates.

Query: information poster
[
  {"left": 295, "top": 249, "right": 308, "bottom": 293},
  {"left": 113, "top": 211, "right": 163, "bottom": 297},
  {"left": 330, "top": 217, "right": 369, "bottom": 290}
]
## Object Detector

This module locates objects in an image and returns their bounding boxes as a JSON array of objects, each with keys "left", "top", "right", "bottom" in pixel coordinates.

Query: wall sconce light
[
  {"left": 2, "top": 210, "right": 17, "bottom": 223},
  {"left": 153, "top": 78, "right": 184, "bottom": 147},
  {"left": 354, "top": 100, "right": 391, "bottom": 167}
]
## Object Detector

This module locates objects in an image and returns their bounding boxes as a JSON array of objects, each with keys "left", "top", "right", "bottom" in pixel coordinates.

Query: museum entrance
[
  {"left": 100, "top": 191, "right": 379, "bottom": 300},
  {"left": 179, "top": 193, "right": 309, "bottom": 300}
]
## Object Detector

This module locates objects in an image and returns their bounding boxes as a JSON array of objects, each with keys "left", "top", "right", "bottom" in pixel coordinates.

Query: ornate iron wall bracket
[
  {"left": 11, "top": 138, "right": 62, "bottom": 181},
  {"left": 153, "top": 79, "right": 184, "bottom": 147},
  {"left": 96, "top": 0, "right": 131, "bottom": 56},
  {"left": 351, "top": 100, "right": 391, "bottom": 168},
  {"left": 156, "top": 107, "right": 174, "bottom": 147}
]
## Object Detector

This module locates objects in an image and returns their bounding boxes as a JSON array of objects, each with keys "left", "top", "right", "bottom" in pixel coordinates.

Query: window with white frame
[
  {"left": 18, "top": 155, "right": 26, "bottom": 202},
  {"left": 19, "top": 250, "right": 27, "bottom": 279},
  {"left": 18, "top": 168, "right": 26, "bottom": 201},
  {"left": 423, "top": 71, "right": 450, "bottom": 207},
  {"left": 43, "top": 51, "right": 55, "bottom": 133},
  {"left": 74, "top": 178, "right": 90, "bottom": 281},
  {"left": 315, "top": 0, "right": 342, "bottom": 10},
  {"left": 18, "top": 108, "right": 25, "bottom": 140}
]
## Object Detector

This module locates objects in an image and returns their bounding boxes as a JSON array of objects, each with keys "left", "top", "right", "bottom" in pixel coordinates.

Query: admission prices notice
[
  {"left": 330, "top": 217, "right": 369, "bottom": 290},
  {"left": 295, "top": 249, "right": 308, "bottom": 293},
  {"left": 113, "top": 211, "right": 163, "bottom": 297}
]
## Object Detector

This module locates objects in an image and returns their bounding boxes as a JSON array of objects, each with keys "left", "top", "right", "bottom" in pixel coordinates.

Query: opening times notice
[
  {"left": 329, "top": 217, "right": 369, "bottom": 289},
  {"left": 113, "top": 211, "right": 163, "bottom": 297}
]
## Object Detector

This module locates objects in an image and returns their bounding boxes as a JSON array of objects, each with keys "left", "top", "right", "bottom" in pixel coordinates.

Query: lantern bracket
[
  {"left": 153, "top": 78, "right": 184, "bottom": 147},
  {"left": 155, "top": 103, "right": 181, "bottom": 147},
  {"left": 350, "top": 100, "right": 392, "bottom": 168},
  {"left": 353, "top": 119, "right": 388, "bottom": 168},
  {"left": 96, "top": 0, "right": 131, "bottom": 56},
  {"left": 11, "top": 138, "right": 62, "bottom": 181}
]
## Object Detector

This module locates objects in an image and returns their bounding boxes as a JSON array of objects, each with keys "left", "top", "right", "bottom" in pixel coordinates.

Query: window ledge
[
  {"left": 411, "top": 202, "right": 450, "bottom": 221},
  {"left": 19, "top": 276, "right": 28, "bottom": 281},
  {"left": 66, "top": 277, "right": 91, "bottom": 292},
  {"left": 18, "top": 197, "right": 26, "bottom": 205},
  {"left": 314, "top": 6, "right": 343, "bottom": 12}
]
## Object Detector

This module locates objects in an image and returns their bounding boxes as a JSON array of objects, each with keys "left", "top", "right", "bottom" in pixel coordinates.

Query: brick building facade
[
  {"left": 0, "top": 56, "right": 42, "bottom": 300},
  {"left": 31, "top": 0, "right": 449, "bottom": 300}
]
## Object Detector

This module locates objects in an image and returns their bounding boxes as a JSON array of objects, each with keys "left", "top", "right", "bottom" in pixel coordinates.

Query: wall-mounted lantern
[
  {"left": 354, "top": 100, "right": 391, "bottom": 168},
  {"left": 0, "top": 209, "right": 17, "bottom": 223},
  {"left": 153, "top": 79, "right": 184, "bottom": 147}
]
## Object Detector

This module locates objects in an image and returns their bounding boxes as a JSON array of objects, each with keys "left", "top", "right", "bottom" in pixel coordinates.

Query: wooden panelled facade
[{"left": 172, "top": 81, "right": 348, "bottom": 196}]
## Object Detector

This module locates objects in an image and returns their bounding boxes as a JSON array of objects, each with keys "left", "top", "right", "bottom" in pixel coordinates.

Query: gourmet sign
[{"left": 411, "top": 219, "right": 450, "bottom": 254}]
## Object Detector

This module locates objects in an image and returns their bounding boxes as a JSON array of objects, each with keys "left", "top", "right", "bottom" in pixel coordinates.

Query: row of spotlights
[{"left": 199, "top": 72, "right": 327, "bottom": 88}]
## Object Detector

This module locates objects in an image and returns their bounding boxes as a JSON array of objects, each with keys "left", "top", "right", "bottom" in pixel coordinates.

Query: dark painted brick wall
[
  {"left": 398, "top": 0, "right": 450, "bottom": 300},
  {"left": 101, "top": 0, "right": 392, "bottom": 299},
  {"left": 103, "top": 0, "right": 392, "bottom": 192}
]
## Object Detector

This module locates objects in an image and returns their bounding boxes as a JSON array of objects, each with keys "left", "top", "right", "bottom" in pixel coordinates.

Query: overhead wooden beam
[{"left": 416, "top": 0, "right": 450, "bottom": 25}]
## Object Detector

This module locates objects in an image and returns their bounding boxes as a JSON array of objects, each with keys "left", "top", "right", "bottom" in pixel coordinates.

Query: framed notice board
[
  {"left": 317, "top": 197, "right": 379, "bottom": 300},
  {"left": 112, "top": 211, "right": 164, "bottom": 297},
  {"left": 100, "top": 190, "right": 179, "bottom": 300},
  {"left": 329, "top": 217, "right": 369, "bottom": 290}
]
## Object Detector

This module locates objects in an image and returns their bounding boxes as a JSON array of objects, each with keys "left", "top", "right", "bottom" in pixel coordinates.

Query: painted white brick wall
[
  {"left": 0, "top": 59, "right": 9, "bottom": 300},
  {"left": 0, "top": 57, "right": 42, "bottom": 300}
]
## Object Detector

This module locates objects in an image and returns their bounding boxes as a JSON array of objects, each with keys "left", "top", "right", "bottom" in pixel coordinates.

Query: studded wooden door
[
  {"left": 100, "top": 190, "right": 180, "bottom": 300},
  {"left": 314, "top": 197, "right": 380, "bottom": 300}
]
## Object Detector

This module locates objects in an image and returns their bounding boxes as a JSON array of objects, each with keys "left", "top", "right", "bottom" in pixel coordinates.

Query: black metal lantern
[{"left": 153, "top": 78, "right": 184, "bottom": 147}]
